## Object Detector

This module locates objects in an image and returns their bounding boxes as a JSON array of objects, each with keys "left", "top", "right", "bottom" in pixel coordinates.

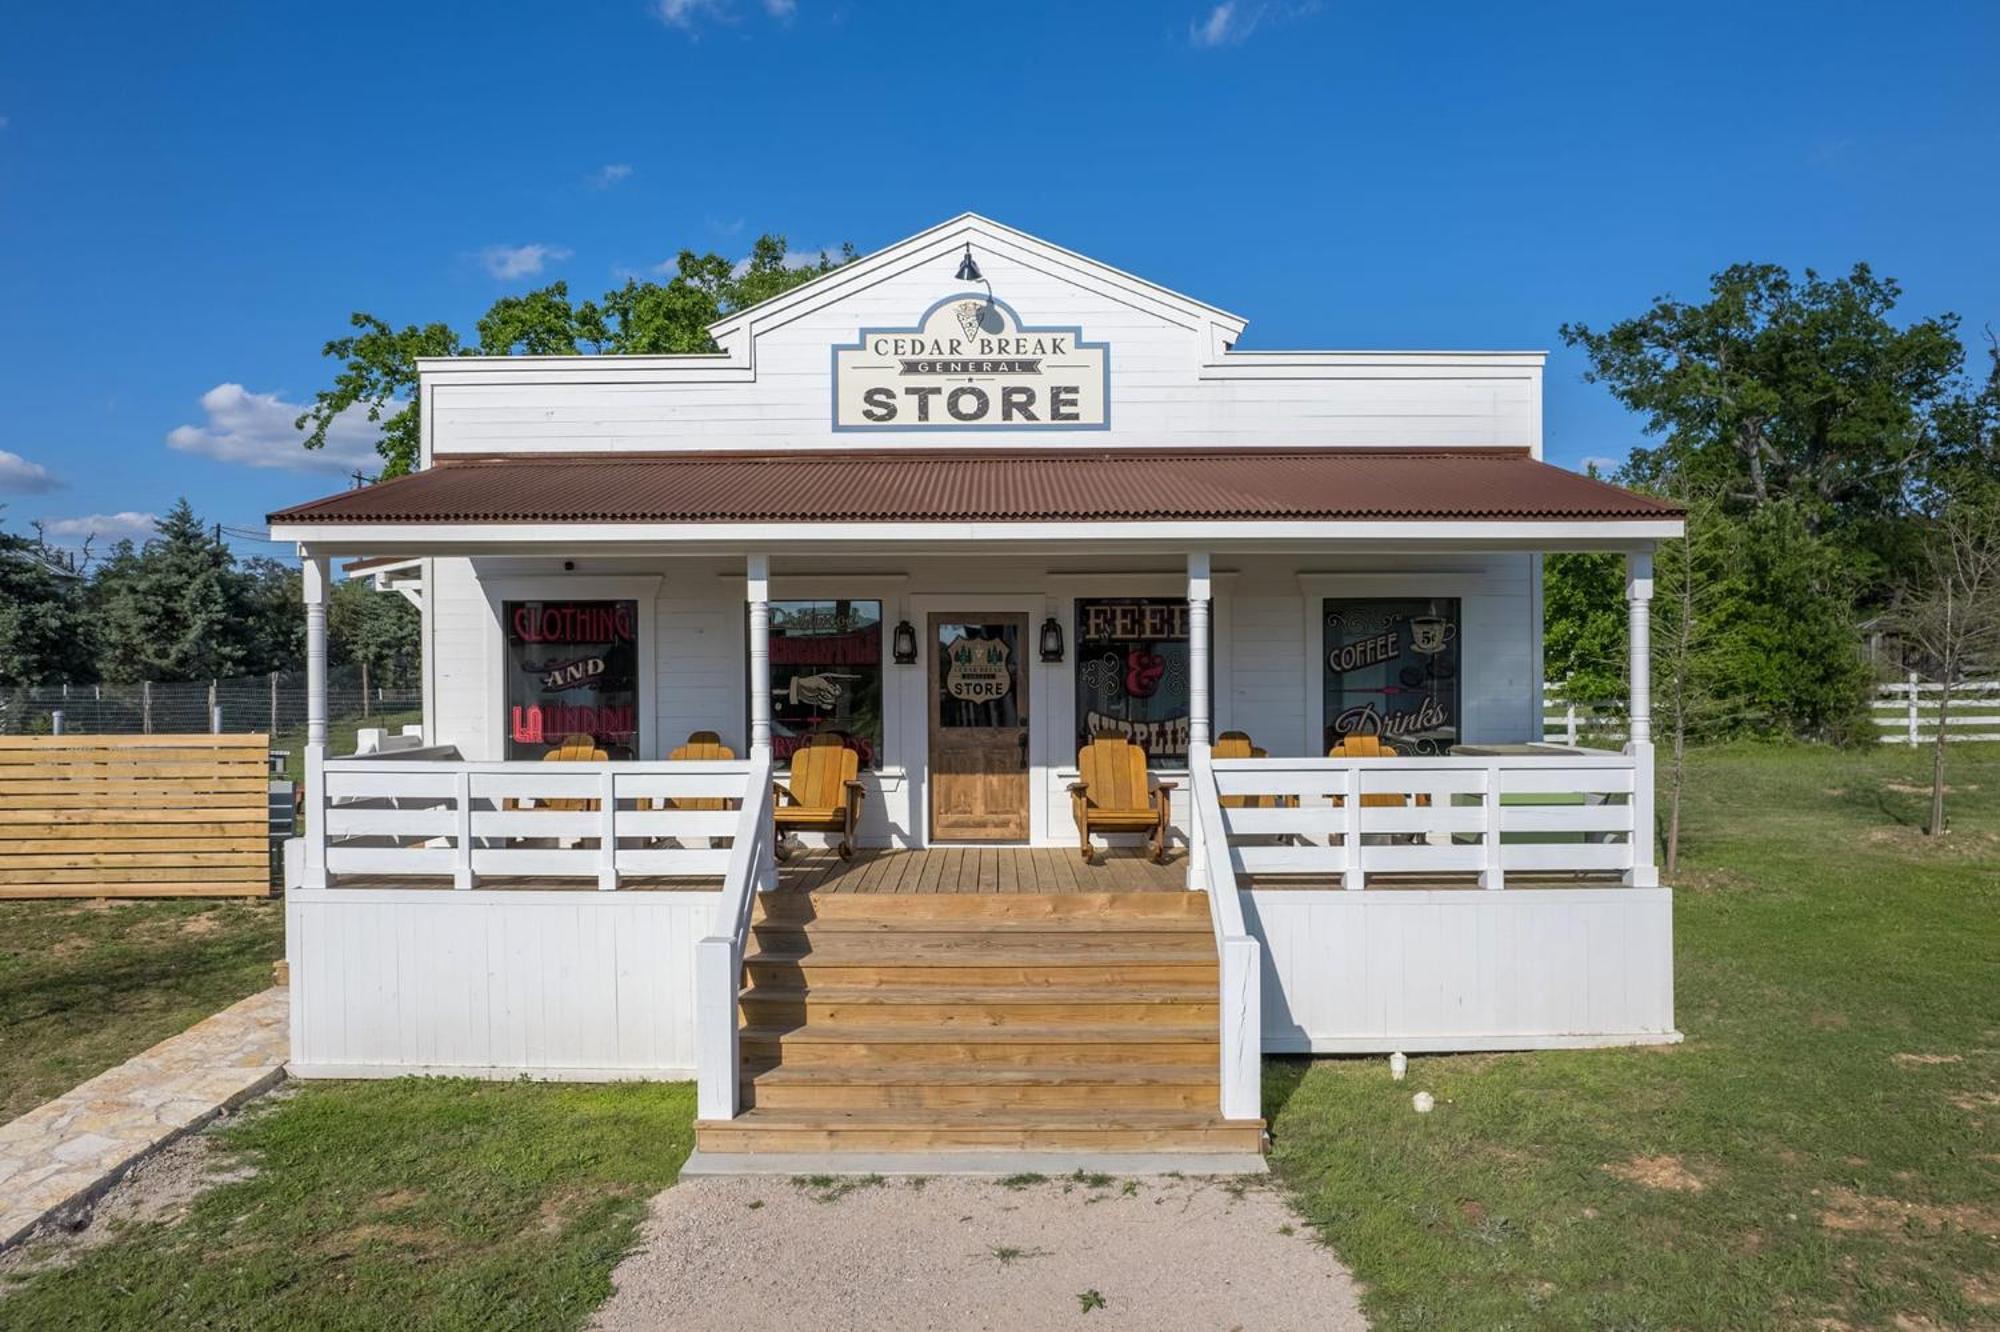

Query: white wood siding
[
  {"left": 422, "top": 235, "right": 1542, "bottom": 458},
  {"left": 286, "top": 889, "right": 715, "bottom": 1079},
  {"left": 1246, "top": 888, "right": 1678, "bottom": 1052},
  {"left": 422, "top": 552, "right": 1541, "bottom": 847}
]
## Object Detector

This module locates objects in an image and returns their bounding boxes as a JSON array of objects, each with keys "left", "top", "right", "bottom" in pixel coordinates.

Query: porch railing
[
  {"left": 696, "top": 748, "right": 776, "bottom": 1121},
  {"left": 314, "top": 753, "right": 764, "bottom": 889},
  {"left": 1189, "top": 746, "right": 1263, "bottom": 1123},
  {"left": 1202, "top": 749, "right": 1646, "bottom": 890}
]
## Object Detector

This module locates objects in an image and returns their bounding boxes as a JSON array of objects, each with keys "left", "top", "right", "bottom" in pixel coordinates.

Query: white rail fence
[
  {"left": 1205, "top": 752, "right": 1644, "bottom": 890},
  {"left": 1188, "top": 748, "right": 1262, "bottom": 1122},
  {"left": 1542, "top": 687, "right": 1627, "bottom": 745},
  {"left": 314, "top": 753, "right": 763, "bottom": 889},
  {"left": 1874, "top": 675, "right": 2000, "bottom": 745}
]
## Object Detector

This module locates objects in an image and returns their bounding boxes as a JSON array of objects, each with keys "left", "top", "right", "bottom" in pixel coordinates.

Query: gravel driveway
[{"left": 591, "top": 1172, "right": 1366, "bottom": 1331}]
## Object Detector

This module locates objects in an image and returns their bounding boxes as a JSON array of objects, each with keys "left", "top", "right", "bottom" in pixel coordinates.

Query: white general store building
[{"left": 270, "top": 215, "right": 1681, "bottom": 1161}]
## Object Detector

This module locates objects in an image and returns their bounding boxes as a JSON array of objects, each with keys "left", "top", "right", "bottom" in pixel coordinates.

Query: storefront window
[
  {"left": 767, "top": 600, "right": 883, "bottom": 768},
  {"left": 1321, "top": 597, "right": 1461, "bottom": 756},
  {"left": 1073, "top": 597, "right": 1192, "bottom": 764},
  {"left": 504, "top": 599, "right": 640, "bottom": 760}
]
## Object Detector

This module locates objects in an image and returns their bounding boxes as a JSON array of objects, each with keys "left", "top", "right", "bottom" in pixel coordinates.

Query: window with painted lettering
[
  {"left": 765, "top": 600, "right": 883, "bottom": 769},
  {"left": 1073, "top": 598, "right": 1192, "bottom": 764},
  {"left": 504, "top": 600, "right": 640, "bottom": 760},
  {"left": 1320, "top": 598, "right": 1462, "bottom": 756}
]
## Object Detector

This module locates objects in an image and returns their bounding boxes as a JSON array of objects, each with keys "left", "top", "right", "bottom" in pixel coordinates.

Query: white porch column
[
  {"left": 302, "top": 551, "right": 330, "bottom": 889},
  {"left": 1624, "top": 550, "right": 1658, "bottom": 886},
  {"left": 1187, "top": 552, "right": 1212, "bottom": 891},
  {"left": 747, "top": 554, "right": 772, "bottom": 754},
  {"left": 745, "top": 554, "right": 776, "bottom": 887}
]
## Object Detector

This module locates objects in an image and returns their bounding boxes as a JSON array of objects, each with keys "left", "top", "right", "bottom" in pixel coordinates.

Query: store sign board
[{"left": 832, "top": 294, "right": 1109, "bottom": 431}]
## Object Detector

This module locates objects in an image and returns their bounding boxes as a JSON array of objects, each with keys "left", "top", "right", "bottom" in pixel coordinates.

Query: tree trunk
[
  {"left": 1665, "top": 719, "right": 1686, "bottom": 878},
  {"left": 1928, "top": 682, "right": 1949, "bottom": 836}
]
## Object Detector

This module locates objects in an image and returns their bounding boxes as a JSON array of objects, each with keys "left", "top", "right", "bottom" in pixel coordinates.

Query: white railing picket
[
  {"left": 318, "top": 753, "right": 759, "bottom": 887},
  {"left": 1210, "top": 751, "right": 1642, "bottom": 886},
  {"left": 696, "top": 748, "right": 775, "bottom": 1122},
  {"left": 1190, "top": 747, "right": 1262, "bottom": 1125}
]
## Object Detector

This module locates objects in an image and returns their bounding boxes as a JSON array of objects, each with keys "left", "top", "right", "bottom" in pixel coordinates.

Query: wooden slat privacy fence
[{"left": 0, "top": 734, "right": 273, "bottom": 898}]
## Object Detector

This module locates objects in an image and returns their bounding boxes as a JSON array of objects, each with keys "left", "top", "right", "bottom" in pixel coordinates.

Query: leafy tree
[
  {"left": 1890, "top": 494, "right": 2000, "bottom": 835},
  {"left": 1560, "top": 264, "right": 1981, "bottom": 598},
  {"left": 330, "top": 575, "right": 420, "bottom": 693},
  {"left": 90, "top": 500, "right": 255, "bottom": 683},
  {"left": 1650, "top": 492, "right": 1735, "bottom": 876},
  {"left": 0, "top": 508, "right": 94, "bottom": 685},
  {"left": 239, "top": 556, "right": 304, "bottom": 676},
  {"left": 1542, "top": 552, "right": 1626, "bottom": 709},
  {"left": 297, "top": 235, "right": 856, "bottom": 476},
  {"left": 1699, "top": 501, "right": 1872, "bottom": 741}
]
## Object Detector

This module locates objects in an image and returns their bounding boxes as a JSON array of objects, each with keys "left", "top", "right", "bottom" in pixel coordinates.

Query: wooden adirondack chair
[
  {"left": 685, "top": 730, "right": 723, "bottom": 745},
  {"left": 772, "top": 740, "right": 865, "bottom": 860},
  {"left": 504, "top": 732, "right": 606, "bottom": 813},
  {"left": 1327, "top": 733, "right": 1414, "bottom": 809},
  {"left": 666, "top": 737, "right": 736, "bottom": 812},
  {"left": 1069, "top": 735, "right": 1176, "bottom": 863},
  {"left": 1214, "top": 730, "right": 1257, "bottom": 810}
]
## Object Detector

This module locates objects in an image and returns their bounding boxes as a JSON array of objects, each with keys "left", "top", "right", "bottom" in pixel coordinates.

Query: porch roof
[{"left": 269, "top": 448, "right": 1679, "bottom": 528}]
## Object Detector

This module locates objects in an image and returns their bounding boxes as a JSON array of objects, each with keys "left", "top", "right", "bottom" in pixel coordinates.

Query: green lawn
[
  {"left": 1, "top": 743, "right": 1992, "bottom": 1329},
  {"left": 0, "top": 898, "right": 283, "bottom": 1122},
  {"left": 0, "top": 1079, "right": 695, "bottom": 1332},
  {"left": 1269, "top": 741, "right": 2000, "bottom": 1331}
]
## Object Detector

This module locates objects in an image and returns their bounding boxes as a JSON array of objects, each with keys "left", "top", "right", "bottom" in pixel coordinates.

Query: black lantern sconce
[
  {"left": 1038, "top": 616, "right": 1065, "bottom": 663},
  {"left": 891, "top": 619, "right": 919, "bottom": 665}
]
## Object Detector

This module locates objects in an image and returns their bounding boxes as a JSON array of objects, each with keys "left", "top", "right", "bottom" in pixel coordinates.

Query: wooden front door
[{"left": 929, "top": 613, "right": 1030, "bottom": 841}]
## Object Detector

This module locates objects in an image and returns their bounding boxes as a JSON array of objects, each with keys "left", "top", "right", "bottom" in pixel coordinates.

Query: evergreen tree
[
  {"left": 91, "top": 500, "right": 255, "bottom": 683},
  {"left": 0, "top": 509, "right": 94, "bottom": 685}
]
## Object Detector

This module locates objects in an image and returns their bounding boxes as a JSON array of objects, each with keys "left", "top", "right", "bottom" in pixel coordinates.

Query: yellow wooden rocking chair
[
  {"left": 772, "top": 738, "right": 865, "bottom": 860},
  {"left": 1068, "top": 735, "right": 1176, "bottom": 863}
]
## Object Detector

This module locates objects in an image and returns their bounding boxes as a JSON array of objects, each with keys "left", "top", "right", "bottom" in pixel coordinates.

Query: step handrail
[
  {"left": 1190, "top": 745, "right": 1262, "bottom": 1123},
  {"left": 695, "top": 748, "right": 775, "bottom": 1121}
]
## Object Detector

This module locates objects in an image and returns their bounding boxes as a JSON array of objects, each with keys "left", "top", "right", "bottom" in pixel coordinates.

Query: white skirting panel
[
  {"left": 286, "top": 889, "right": 718, "bottom": 1080},
  {"left": 1244, "top": 888, "right": 1678, "bottom": 1053}
]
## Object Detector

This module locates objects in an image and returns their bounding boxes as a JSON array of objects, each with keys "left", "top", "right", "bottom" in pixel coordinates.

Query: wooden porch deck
[
  {"left": 328, "top": 846, "right": 1619, "bottom": 893},
  {"left": 773, "top": 847, "right": 1184, "bottom": 894}
]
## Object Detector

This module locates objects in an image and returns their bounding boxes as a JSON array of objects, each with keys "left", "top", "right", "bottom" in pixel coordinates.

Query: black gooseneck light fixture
[{"left": 953, "top": 242, "right": 982, "bottom": 283}]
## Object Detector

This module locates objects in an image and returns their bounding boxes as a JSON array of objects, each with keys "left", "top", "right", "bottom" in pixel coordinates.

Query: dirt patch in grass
[
  {"left": 0, "top": 1122, "right": 257, "bottom": 1281},
  {"left": 1603, "top": 1154, "right": 1706, "bottom": 1192},
  {"left": 1818, "top": 1187, "right": 2000, "bottom": 1237},
  {"left": 1892, "top": 1052, "right": 1963, "bottom": 1066}
]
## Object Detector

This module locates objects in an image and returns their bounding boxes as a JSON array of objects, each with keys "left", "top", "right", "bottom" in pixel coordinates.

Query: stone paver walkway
[{"left": 0, "top": 986, "right": 287, "bottom": 1248}]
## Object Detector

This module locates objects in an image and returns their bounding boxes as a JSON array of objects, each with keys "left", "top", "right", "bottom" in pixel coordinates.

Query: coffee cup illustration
[{"left": 1409, "top": 615, "right": 1456, "bottom": 654}]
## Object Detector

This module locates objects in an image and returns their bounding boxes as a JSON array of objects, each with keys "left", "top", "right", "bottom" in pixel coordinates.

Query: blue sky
[{"left": 0, "top": 1, "right": 1995, "bottom": 558}]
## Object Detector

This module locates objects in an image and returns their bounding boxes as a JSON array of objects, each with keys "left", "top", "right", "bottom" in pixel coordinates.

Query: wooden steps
[
  {"left": 697, "top": 1107, "right": 1265, "bottom": 1154},
  {"left": 696, "top": 889, "right": 1264, "bottom": 1158}
]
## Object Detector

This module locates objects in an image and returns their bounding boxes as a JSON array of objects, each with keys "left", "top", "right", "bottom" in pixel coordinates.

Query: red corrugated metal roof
[{"left": 269, "top": 449, "right": 1679, "bottom": 526}]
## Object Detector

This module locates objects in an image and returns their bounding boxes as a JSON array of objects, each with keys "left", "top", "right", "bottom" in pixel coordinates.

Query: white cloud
[
  {"left": 166, "top": 383, "right": 392, "bottom": 474},
  {"left": 480, "top": 243, "right": 571, "bottom": 280},
  {"left": 589, "top": 163, "right": 633, "bottom": 188},
  {"left": 1189, "top": 2, "right": 1316, "bottom": 47},
  {"left": 656, "top": 0, "right": 728, "bottom": 30},
  {"left": 1190, "top": 3, "right": 1249, "bottom": 46},
  {"left": 41, "top": 511, "right": 159, "bottom": 544},
  {"left": 656, "top": 0, "right": 794, "bottom": 31},
  {"left": 0, "top": 448, "right": 59, "bottom": 494},
  {"left": 1577, "top": 455, "right": 1622, "bottom": 476}
]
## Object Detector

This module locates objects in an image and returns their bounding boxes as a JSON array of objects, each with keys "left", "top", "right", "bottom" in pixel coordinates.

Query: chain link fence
[{"left": 0, "top": 666, "right": 420, "bottom": 738}]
